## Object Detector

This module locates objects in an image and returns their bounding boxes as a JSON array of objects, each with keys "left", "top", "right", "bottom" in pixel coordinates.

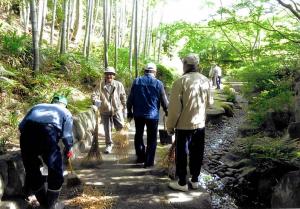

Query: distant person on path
[
  {"left": 19, "top": 95, "right": 74, "bottom": 209},
  {"left": 209, "top": 63, "right": 217, "bottom": 87},
  {"left": 91, "top": 66, "right": 127, "bottom": 154},
  {"left": 167, "top": 54, "right": 213, "bottom": 192},
  {"left": 127, "top": 63, "right": 169, "bottom": 168},
  {"left": 210, "top": 62, "right": 222, "bottom": 89}
]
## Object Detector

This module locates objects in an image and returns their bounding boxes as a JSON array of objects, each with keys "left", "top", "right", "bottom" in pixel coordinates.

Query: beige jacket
[
  {"left": 166, "top": 72, "right": 213, "bottom": 132},
  {"left": 92, "top": 79, "right": 126, "bottom": 115}
]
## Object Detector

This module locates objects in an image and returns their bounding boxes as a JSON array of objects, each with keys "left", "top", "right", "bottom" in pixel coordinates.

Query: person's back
[
  {"left": 129, "top": 74, "right": 164, "bottom": 119},
  {"left": 169, "top": 72, "right": 211, "bottom": 130},
  {"left": 19, "top": 103, "right": 72, "bottom": 131}
]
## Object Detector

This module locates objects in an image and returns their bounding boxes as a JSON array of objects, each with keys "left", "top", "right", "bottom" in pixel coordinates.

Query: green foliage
[
  {"left": 8, "top": 111, "right": 18, "bottom": 128},
  {"left": 0, "top": 31, "right": 31, "bottom": 57},
  {"left": 235, "top": 136, "right": 299, "bottom": 161},
  {"left": 156, "top": 64, "right": 178, "bottom": 90},
  {"left": 222, "top": 85, "right": 236, "bottom": 103},
  {"left": 68, "top": 98, "right": 92, "bottom": 114},
  {"left": 0, "top": 136, "right": 8, "bottom": 155}
]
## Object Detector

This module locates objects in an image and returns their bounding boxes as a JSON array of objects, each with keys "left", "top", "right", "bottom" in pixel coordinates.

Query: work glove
[
  {"left": 94, "top": 99, "right": 101, "bottom": 108},
  {"left": 65, "top": 149, "right": 73, "bottom": 159}
]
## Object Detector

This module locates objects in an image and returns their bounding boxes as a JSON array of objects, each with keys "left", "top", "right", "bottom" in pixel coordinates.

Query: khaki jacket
[
  {"left": 92, "top": 79, "right": 126, "bottom": 115},
  {"left": 166, "top": 72, "right": 213, "bottom": 132}
]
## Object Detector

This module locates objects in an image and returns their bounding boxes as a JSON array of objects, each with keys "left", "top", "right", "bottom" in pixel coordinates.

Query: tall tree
[
  {"left": 21, "top": 0, "right": 30, "bottom": 33},
  {"left": 134, "top": 0, "right": 138, "bottom": 77},
  {"left": 103, "top": 0, "right": 108, "bottom": 68},
  {"left": 114, "top": 0, "right": 118, "bottom": 69},
  {"left": 72, "top": 0, "right": 83, "bottom": 43},
  {"left": 129, "top": 0, "right": 136, "bottom": 73},
  {"left": 50, "top": 0, "right": 57, "bottom": 46},
  {"left": 29, "top": 0, "right": 40, "bottom": 73},
  {"left": 39, "top": 0, "right": 48, "bottom": 45},
  {"left": 276, "top": 0, "right": 300, "bottom": 21},
  {"left": 60, "top": 0, "right": 68, "bottom": 54}
]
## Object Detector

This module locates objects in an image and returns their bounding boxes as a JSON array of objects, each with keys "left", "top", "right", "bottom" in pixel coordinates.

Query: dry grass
[
  {"left": 67, "top": 185, "right": 115, "bottom": 209},
  {"left": 157, "top": 143, "right": 176, "bottom": 179},
  {"left": 112, "top": 122, "right": 130, "bottom": 161}
]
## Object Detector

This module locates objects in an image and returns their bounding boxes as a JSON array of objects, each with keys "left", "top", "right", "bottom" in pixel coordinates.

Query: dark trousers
[
  {"left": 175, "top": 128, "right": 205, "bottom": 186},
  {"left": 216, "top": 76, "right": 221, "bottom": 89},
  {"left": 20, "top": 121, "right": 64, "bottom": 194},
  {"left": 134, "top": 117, "right": 158, "bottom": 166}
]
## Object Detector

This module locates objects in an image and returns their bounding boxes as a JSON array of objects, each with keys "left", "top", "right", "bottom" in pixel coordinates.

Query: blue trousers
[
  {"left": 134, "top": 117, "right": 158, "bottom": 167},
  {"left": 20, "top": 121, "right": 64, "bottom": 193},
  {"left": 175, "top": 128, "right": 205, "bottom": 185}
]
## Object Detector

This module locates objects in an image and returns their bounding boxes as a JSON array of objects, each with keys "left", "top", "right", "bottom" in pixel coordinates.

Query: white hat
[
  {"left": 145, "top": 63, "right": 157, "bottom": 71},
  {"left": 104, "top": 67, "right": 116, "bottom": 74},
  {"left": 183, "top": 54, "right": 199, "bottom": 65}
]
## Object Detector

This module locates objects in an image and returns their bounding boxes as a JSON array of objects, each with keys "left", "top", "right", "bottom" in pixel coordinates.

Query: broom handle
[{"left": 68, "top": 158, "right": 74, "bottom": 174}]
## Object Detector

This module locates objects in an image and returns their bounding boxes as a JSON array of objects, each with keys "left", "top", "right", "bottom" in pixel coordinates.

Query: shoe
[
  {"left": 168, "top": 181, "right": 188, "bottom": 192},
  {"left": 136, "top": 158, "right": 144, "bottom": 164},
  {"left": 51, "top": 201, "right": 65, "bottom": 209},
  {"left": 104, "top": 145, "right": 113, "bottom": 154},
  {"left": 189, "top": 179, "right": 199, "bottom": 189}
]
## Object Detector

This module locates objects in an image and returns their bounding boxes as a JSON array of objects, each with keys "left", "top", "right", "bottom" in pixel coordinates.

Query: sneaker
[
  {"left": 52, "top": 201, "right": 65, "bottom": 209},
  {"left": 189, "top": 179, "right": 199, "bottom": 189},
  {"left": 168, "top": 181, "right": 188, "bottom": 192},
  {"left": 104, "top": 145, "right": 113, "bottom": 154}
]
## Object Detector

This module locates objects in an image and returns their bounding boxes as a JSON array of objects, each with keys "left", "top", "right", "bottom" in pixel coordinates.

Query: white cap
[
  {"left": 145, "top": 63, "right": 157, "bottom": 72},
  {"left": 104, "top": 67, "right": 116, "bottom": 74},
  {"left": 183, "top": 54, "right": 199, "bottom": 66}
]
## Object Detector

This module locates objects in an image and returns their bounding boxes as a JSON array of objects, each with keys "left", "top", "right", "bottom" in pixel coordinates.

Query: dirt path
[{"left": 61, "top": 124, "right": 212, "bottom": 209}]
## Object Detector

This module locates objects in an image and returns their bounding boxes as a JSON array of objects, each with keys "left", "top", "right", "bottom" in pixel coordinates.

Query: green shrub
[
  {"left": 235, "top": 136, "right": 299, "bottom": 161},
  {"left": 0, "top": 31, "right": 31, "bottom": 56},
  {"left": 222, "top": 85, "right": 236, "bottom": 103}
]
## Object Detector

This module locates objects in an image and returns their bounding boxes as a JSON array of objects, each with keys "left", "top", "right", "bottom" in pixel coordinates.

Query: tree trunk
[
  {"left": 134, "top": 0, "right": 138, "bottom": 78},
  {"left": 103, "top": 0, "right": 108, "bottom": 68},
  {"left": 107, "top": 0, "right": 112, "bottom": 48},
  {"left": 39, "top": 0, "right": 48, "bottom": 46},
  {"left": 86, "top": 0, "right": 94, "bottom": 59},
  {"left": 72, "top": 0, "right": 83, "bottom": 43},
  {"left": 143, "top": 2, "right": 149, "bottom": 57},
  {"left": 21, "top": 0, "right": 30, "bottom": 33},
  {"left": 50, "top": 0, "right": 57, "bottom": 46},
  {"left": 114, "top": 0, "right": 118, "bottom": 69},
  {"left": 29, "top": 0, "right": 40, "bottom": 73},
  {"left": 60, "top": 0, "right": 68, "bottom": 54},
  {"left": 138, "top": 0, "right": 145, "bottom": 54},
  {"left": 129, "top": 0, "right": 136, "bottom": 73}
]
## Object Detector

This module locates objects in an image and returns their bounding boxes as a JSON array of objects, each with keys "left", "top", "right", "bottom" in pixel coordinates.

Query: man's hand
[
  {"left": 165, "top": 110, "right": 168, "bottom": 117},
  {"left": 167, "top": 129, "right": 175, "bottom": 136},
  {"left": 127, "top": 111, "right": 133, "bottom": 122},
  {"left": 65, "top": 150, "right": 73, "bottom": 159},
  {"left": 94, "top": 99, "right": 101, "bottom": 108}
]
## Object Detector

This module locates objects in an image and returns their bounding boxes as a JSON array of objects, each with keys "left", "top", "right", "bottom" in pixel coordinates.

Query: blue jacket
[
  {"left": 19, "top": 103, "right": 74, "bottom": 151},
  {"left": 127, "top": 73, "right": 168, "bottom": 120}
]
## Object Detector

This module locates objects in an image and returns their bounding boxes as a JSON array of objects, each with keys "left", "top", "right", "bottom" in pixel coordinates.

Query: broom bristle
[{"left": 113, "top": 123, "right": 130, "bottom": 160}]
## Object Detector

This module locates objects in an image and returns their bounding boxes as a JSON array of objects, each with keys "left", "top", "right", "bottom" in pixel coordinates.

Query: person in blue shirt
[
  {"left": 127, "top": 63, "right": 169, "bottom": 168},
  {"left": 19, "top": 95, "right": 74, "bottom": 209}
]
